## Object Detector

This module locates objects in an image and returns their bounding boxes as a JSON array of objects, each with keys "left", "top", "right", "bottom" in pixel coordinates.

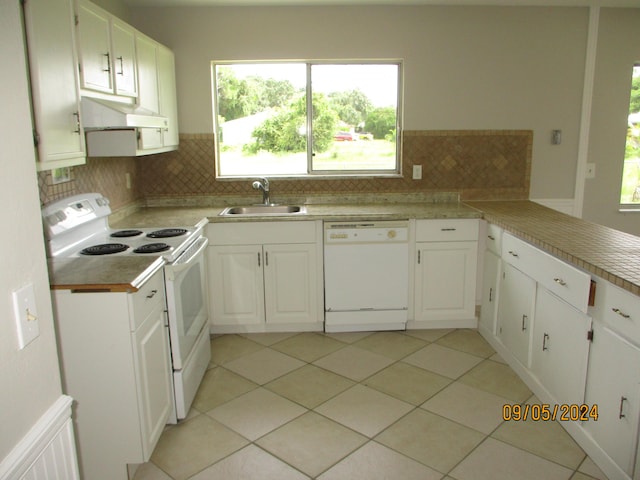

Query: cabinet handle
[
  {"left": 103, "top": 52, "right": 111, "bottom": 73},
  {"left": 619, "top": 396, "right": 628, "bottom": 419},
  {"left": 73, "top": 111, "right": 81, "bottom": 134},
  {"left": 542, "top": 332, "right": 550, "bottom": 351},
  {"left": 521, "top": 314, "right": 528, "bottom": 331},
  {"left": 487, "top": 235, "right": 495, "bottom": 241},
  {"left": 146, "top": 289, "right": 158, "bottom": 299},
  {"left": 553, "top": 277, "right": 567, "bottom": 286},
  {"left": 265, "top": 251, "right": 269, "bottom": 266},
  {"left": 417, "top": 250, "right": 421, "bottom": 264},
  {"left": 257, "top": 252, "right": 261, "bottom": 267},
  {"left": 612, "top": 308, "right": 631, "bottom": 319},
  {"left": 509, "top": 250, "right": 519, "bottom": 258},
  {"left": 441, "top": 228, "right": 456, "bottom": 231},
  {"left": 117, "top": 56, "right": 124, "bottom": 75},
  {"left": 489, "top": 287, "right": 493, "bottom": 303}
]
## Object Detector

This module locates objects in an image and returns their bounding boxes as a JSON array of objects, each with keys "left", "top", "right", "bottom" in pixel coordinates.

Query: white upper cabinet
[
  {"left": 76, "top": 0, "right": 137, "bottom": 98},
  {"left": 23, "top": 0, "right": 86, "bottom": 170},
  {"left": 135, "top": 33, "right": 160, "bottom": 113},
  {"left": 157, "top": 44, "right": 179, "bottom": 148},
  {"left": 110, "top": 19, "right": 137, "bottom": 97}
]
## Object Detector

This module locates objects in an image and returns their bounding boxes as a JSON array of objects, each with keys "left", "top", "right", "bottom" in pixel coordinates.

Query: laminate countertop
[{"left": 466, "top": 200, "right": 640, "bottom": 296}]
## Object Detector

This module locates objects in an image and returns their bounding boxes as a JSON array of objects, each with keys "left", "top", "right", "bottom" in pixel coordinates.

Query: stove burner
[
  {"left": 134, "top": 243, "right": 171, "bottom": 254},
  {"left": 147, "top": 228, "right": 188, "bottom": 239},
  {"left": 110, "top": 229, "right": 143, "bottom": 238},
  {"left": 80, "top": 243, "right": 129, "bottom": 256}
]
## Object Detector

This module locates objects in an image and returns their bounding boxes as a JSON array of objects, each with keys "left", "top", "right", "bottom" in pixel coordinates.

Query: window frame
[
  {"left": 619, "top": 62, "right": 640, "bottom": 211},
  {"left": 211, "top": 59, "right": 404, "bottom": 179}
]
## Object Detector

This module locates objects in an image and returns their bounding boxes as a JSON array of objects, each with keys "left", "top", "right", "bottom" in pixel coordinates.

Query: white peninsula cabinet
[
  {"left": 22, "top": 0, "right": 86, "bottom": 170},
  {"left": 584, "top": 279, "right": 640, "bottom": 479},
  {"left": 410, "top": 219, "right": 479, "bottom": 328},
  {"left": 52, "top": 268, "right": 173, "bottom": 480},
  {"left": 207, "top": 221, "right": 324, "bottom": 333},
  {"left": 478, "top": 222, "right": 502, "bottom": 336}
]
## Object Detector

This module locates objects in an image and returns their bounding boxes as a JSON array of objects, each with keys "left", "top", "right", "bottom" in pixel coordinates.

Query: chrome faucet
[{"left": 252, "top": 178, "right": 271, "bottom": 205}]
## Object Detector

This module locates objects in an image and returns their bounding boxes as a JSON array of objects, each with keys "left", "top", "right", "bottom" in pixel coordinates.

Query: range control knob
[{"left": 387, "top": 229, "right": 397, "bottom": 239}]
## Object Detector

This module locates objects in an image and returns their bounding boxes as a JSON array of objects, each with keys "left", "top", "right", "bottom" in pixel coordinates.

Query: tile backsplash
[{"left": 38, "top": 129, "right": 531, "bottom": 209}]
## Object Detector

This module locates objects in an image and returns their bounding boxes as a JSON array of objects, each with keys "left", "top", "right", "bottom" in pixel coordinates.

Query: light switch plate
[
  {"left": 12, "top": 283, "right": 39, "bottom": 349},
  {"left": 412, "top": 165, "right": 422, "bottom": 180}
]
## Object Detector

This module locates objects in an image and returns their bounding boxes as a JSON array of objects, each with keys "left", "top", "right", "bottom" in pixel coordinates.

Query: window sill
[{"left": 215, "top": 173, "right": 404, "bottom": 181}]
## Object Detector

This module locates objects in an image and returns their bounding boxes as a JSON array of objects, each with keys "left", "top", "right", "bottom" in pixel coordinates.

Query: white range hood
[{"left": 80, "top": 97, "right": 167, "bottom": 130}]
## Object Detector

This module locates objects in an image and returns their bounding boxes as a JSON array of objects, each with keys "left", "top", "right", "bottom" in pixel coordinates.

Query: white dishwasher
[{"left": 324, "top": 221, "right": 409, "bottom": 332}]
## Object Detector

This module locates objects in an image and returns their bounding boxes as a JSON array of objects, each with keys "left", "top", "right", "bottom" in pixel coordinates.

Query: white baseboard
[{"left": 0, "top": 395, "right": 80, "bottom": 480}]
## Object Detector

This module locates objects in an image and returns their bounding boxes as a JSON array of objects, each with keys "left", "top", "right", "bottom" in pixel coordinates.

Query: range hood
[{"left": 80, "top": 97, "right": 167, "bottom": 130}]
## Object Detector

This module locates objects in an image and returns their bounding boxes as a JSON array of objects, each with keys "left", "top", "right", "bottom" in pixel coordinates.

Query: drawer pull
[
  {"left": 487, "top": 235, "right": 495, "bottom": 241},
  {"left": 542, "top": 332, "right": 550, "bottom": 351},
  {"left": 509, "top": 251, "right": 519, "bottom": 258},
  {"left": 146, "top": 289, "right": 158, "bottom": 299},
  {"left": 612, "top": 308, "right": 631, "bottom": 319},
  {"left": 521, "top": 314, "right": 528, "bottom": 331},
  {"left": 619, "top": 396, "right": 628, "bottom": 419},
  {"left": 553, "top": 277, "right": 567, "bottom": 286},
  {"left": 441, "top": 228, "right": 457, "bottom": 231}
]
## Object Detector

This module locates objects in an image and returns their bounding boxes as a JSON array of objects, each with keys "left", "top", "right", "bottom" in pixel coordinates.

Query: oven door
[{"left": 164, "top": 236, "right": 209, "bottom": 370}]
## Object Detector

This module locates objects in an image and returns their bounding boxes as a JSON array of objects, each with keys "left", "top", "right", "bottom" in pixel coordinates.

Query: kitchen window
[
  {"left": 211, "top": 61, "right": 402, "bottom": 178},
  {"left": 620, "top": 64, "right": 640, "bottom": 207}
]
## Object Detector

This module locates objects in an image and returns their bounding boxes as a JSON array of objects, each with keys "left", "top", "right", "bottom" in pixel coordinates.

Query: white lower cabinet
[
  {"left": 479, "top": 249, "right": 500, "bottom": 335},
  {"left": 584, "top": 321, "right": 640, "bottom": 477},
  {"left": 207, "top": 221, "right": 323, "bottom": 333},
  {"left": 411, "top": 219, "right": 479, "bottom": 328},
  {"left": 530, "top": 287, "right": 590, "bottom": 406},
  {"left": 51, "top": 268, "right": 172, "bottom": 480},
  {"left": 497, "top": 262, "right": 536, "bottom": 367}
]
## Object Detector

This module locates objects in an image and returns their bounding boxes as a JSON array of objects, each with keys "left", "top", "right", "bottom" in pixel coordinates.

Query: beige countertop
[
  {"left": 48, "top": 256, "right": 164, "bottom": 293},
  {"left": 50, "top": 198, "right": 640, "bottom": 297},
  {"left": 467, "top": 200, "right": 640, "bottom": 296}
]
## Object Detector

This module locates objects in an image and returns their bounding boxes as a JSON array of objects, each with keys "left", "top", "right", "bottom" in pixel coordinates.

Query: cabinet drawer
[
  {"left": 502, "top": 233, "right": 590, "bottom": 312},
  {"left": 599, "top": 281, "right": 640, "bottom": 345},
  {"left": 129, "top": 270, "right": 165, "bottom": 331},
  {"left": 485, "top": 223, "right": 503, "bottom": 256},
  {"left": 208, "top": 221, "right": 317, "bottom": 245},
  {"left": 416, "top": 219, "right": 479, "bottom": 242}
]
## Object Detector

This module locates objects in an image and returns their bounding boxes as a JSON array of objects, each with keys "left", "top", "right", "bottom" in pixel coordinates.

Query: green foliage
[
  {"left": 365, "top": 107, "right": 397, "bottom": 140},
  {"left": 328, "top": 89, "right": 373, "bottom": 126},
  {"left": 630, "top": 75, "right": 640, "bottom": 115},
  {"left": 246, "top": 93, "right": 338, "bottom": 154},
  {"left": 216, "top": 66, "right": 296, "bottom": 122}
]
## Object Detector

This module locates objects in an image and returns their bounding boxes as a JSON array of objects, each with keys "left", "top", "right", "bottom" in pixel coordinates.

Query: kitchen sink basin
[{"left": 219, "top": 205, "right": 307, "bottom": 216}]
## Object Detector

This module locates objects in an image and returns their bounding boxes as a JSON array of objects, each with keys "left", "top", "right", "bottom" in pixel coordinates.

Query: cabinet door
[
  {"left": 414, "top": 241, "right": 477, "bottom": 322},
  {"left": 479, "top": 250, "right": 500, "bottom": 335},
  {"left": 157, "top": 45, "right": 179, "bottom": 147},
  {"left": 76, "top": 0, "right": 113, "bottom": 93},
  {"left": 131, "top": 304, "right": 173, "bottom": 460},
  {"left": 208, "top": 245, "right": 264, "bottom": 326},
  {"left": 23, "top": 0, "right": 85, "bottom": 169},
  {"left": 585, "top": 322, "right": 640, "bottom": 476},
  {"left": 531, "top": 287, "right": 590, "bottom": 406},
  {"left": 111, "top": 19, "right": 137, "bottom": 97},
  {"left": 136, "top": 34, "right": 160, "bottom": 114},
  {"left": 264, "top": 244, "right": 318, "bottom": 325},
  {"left": 497, "top": 263, "right": 536, "bottom": 367}
]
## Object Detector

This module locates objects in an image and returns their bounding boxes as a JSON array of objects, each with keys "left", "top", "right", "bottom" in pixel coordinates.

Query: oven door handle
[{"left": 165, "top": 236, "right": 208, "bottom": 280}]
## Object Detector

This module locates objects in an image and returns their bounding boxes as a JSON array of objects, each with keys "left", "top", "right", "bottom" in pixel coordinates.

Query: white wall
[
  {"left": 0, "top": 0, "right": 64, "bottom": 463},
  {"left": 130, "top": 5, "right": 588, "bottom": 201},
  {"left": 584, "top": 8, "right": 640, "bottom": 236}
]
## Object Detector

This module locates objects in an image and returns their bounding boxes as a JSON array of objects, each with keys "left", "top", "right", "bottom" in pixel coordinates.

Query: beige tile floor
[{"left": 134, "top": 329, "right": 609, "bottom": 480}]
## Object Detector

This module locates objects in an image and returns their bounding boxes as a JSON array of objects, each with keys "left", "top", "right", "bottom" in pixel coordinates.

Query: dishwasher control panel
[{"left": 325, "top": 221, "right": 409, "bottom": 243}]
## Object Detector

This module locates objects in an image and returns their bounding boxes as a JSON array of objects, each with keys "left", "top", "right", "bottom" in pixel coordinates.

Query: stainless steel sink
[{"left": 219, "top": 205, "right": 307, "bottom": 216}]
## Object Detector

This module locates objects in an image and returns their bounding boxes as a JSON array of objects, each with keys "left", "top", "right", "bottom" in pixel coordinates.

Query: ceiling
[{"left": 124, "top": 0, "right": 640, "bottom": 7}]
